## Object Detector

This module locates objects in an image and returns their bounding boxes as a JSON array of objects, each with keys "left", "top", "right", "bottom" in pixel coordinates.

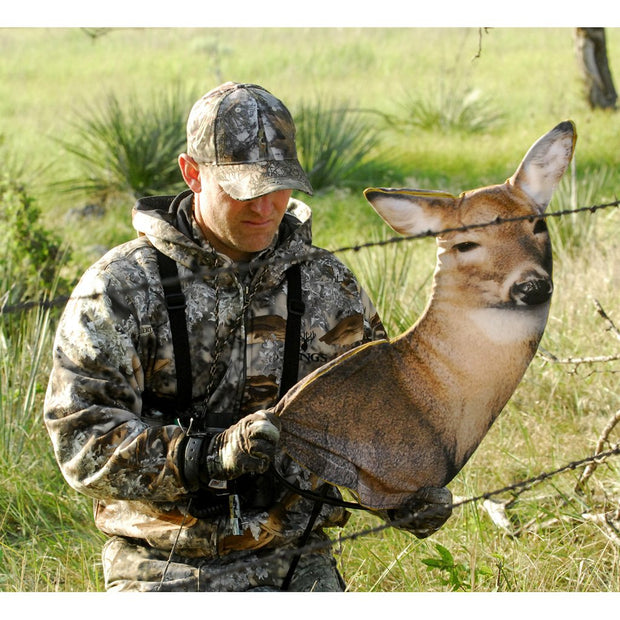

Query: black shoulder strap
[
  {"left": 156, "top": 250, "right": 192, "bottom": 411},
  {"left": 155, "top": 250, "right": 303, "bottom": 411},
  {"left": 279, "top": 263, "right": 305, "bottom": 400}
]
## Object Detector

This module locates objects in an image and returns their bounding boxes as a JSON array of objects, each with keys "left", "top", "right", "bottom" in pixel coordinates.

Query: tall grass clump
[
  {"left": 341, "top": 235, "right": 435, "bottom": 336},
  {"left": 57, "top": 86, "right": 193, "bottom": 201},
  {"left": 294, "top": 99, "right": 404, "bottom": 193},
  {"left": 0, "top": 304, "right": 87, "bottom": 590},
  {"left": 0, "top": 302, "right": 54, "bottom": 464},
  {"left": 0, "top": 172, "right": 104, "bottom": 591},
  {"left": 0, "top": 295, "right": 105, "bottom": 591},
  {"left": 398, "top": 84, "right": 505, "bottom": 134},
  {"left": 547, "top": 160, "right": 614, "bottom": 257}
]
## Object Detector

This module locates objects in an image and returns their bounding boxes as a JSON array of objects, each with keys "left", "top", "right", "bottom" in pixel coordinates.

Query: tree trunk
[{"left": 575, "top": 28, "right": 618, "bottom": 110}]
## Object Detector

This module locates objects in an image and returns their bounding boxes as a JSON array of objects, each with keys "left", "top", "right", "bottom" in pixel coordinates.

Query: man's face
[{"left": 194, "top": 165, "right": 292, "bottom": 262}]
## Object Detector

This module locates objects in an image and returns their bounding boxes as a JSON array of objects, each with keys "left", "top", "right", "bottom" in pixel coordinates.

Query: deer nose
[{"left": 510, "top": 277, "right": 553, "bottom": 305}]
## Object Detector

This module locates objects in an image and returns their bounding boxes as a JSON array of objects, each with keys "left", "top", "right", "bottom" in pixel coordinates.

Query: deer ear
[
  {"left": 510, "top": 121, "right": 576, "bottom": 213},
  {"left": 364, "top": 188, "right": 456, "bottom": 236}
]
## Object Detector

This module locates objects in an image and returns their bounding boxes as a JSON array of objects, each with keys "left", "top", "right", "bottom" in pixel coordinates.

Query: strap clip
[{"left": 164, "top": 292, "right": 186, "bottom": 311}]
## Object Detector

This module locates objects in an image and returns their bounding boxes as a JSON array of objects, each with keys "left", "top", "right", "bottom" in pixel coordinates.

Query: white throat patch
[{"left": 468, "top": 307, "right": 548, "bottom": 344}]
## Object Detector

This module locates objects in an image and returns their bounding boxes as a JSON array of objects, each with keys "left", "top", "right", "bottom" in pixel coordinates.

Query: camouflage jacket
[{"left": 44, "top": 190, "right": 386, "bottom": 559}]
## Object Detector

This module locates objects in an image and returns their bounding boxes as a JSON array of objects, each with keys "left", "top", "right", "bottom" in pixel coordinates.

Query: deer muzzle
[{"left": 510, "top": 277, "right": 553, "bottom": 306}]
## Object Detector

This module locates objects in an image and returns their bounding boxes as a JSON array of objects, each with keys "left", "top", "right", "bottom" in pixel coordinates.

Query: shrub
[
  {"left": 57, "top": 86, "right": 193, "bottom": 201},
  {"left": 398, "top": 85, "right": 504, "bottom": 134},
  {"left": 0, "top": 173, "right": 70, "bottom": 308},
  {"left": 293, "top": 100, "right": 403, "bottom": 193}
]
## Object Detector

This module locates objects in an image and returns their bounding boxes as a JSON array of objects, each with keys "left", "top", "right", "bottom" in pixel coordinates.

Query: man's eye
[
  {"left": 533, "top": 219, "right": 548, "bottom": 234},
  {"left": 453, "top": 241, "right": 480, "bottom": 253}
]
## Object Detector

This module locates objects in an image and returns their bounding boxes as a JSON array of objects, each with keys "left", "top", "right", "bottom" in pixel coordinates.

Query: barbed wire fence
[
  {"left": 2, "top": 199, "right": 619, "bottom": 316},
  {"left": 194, "top": 442, "right": 620, "bottom": 588},
  {"left": 1, "top": 196, "right": 619, "bottom": 585}
]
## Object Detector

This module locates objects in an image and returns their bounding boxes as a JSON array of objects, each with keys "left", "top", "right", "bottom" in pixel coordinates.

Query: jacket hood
[{"left": 131, "top": 190, "right": 314, "bottom": 279}]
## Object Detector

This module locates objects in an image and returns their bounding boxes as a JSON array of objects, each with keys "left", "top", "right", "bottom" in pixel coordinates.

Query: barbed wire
[
  {"left": 2, "top": 194, "right": 619, "bottom": 587},
  {"left": 1, "top": 198, "right": 619, "bottom": 318},
  {"left": 167, "top": 196, "right": 617, "bottom": 585},
  {"left": 194, "top": 441, "right": 620, "bottom": 587}
]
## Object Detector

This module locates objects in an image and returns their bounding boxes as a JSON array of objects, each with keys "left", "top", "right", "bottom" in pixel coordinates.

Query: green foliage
[
  {"left": 0, "top": 189, "right": 101, "bottom": 590},
  {"left": 399, "top": 85, "right": 505, "bottom": 134},
  {"left": 420, "top": 543, "right": 493, "bottom": 591},
  {"left": 0, "top": 174, "right": 70, "bottom": 307},
  {"left": 294, "top": 100, "right": 404, "bottom": 193},
  {"left": 57, "top": 86, "right": 193, "bottom": 201}
]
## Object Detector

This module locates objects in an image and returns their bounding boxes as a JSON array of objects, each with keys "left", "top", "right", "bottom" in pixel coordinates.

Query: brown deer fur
[{"left": 274, "top": 122, "right": 577, "bottom": 509}]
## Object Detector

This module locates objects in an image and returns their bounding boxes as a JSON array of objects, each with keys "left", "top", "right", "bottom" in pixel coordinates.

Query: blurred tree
[{"left": 575, "top": 28, "right": 617, "bottom": 110}]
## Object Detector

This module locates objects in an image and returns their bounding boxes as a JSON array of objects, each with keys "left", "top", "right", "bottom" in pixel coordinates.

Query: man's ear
[{"left": 178, "top": 153, "right": 202, "bottom": 193}]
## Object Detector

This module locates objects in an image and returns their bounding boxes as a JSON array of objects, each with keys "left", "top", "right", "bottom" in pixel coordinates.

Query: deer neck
[
  {"left": 391, "top": 293, "right": 549, "bottom": 465},
  {"left": 410, "top": 298, "right": 546, "bottom": 372}
]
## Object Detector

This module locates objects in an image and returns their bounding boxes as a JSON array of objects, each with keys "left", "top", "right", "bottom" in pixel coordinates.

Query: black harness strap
[
  {"left": 279, "top": 263, "right": 305, "bottom": 399},
  {"left": 280, "top": 484, "right": 329, "bottom": 592},
  {"left": 156, "top": 252, "right": 305, "bottom": 411},
  {"left": 278, "top": 266, "right": 330, "bottom": 592},
  {"left": 155, "top": 252, "right": 327, "bottom": 589},
  {"left": 156, "top": 251, "right": 192, "bottom": 412}
]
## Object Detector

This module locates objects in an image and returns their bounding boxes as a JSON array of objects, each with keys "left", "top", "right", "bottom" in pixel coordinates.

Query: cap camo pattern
[{"left": 187, "top": 82, "right": 313, "bottom": 200}]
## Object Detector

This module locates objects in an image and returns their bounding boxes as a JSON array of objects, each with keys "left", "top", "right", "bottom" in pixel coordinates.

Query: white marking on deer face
[{"left": 468, "top": 306, "right": 549, "bottom": 344}]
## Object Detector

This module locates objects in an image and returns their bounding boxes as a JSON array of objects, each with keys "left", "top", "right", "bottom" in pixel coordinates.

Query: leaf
[{"left": 434, "top": 543, "right": 455, "bottom": 564}]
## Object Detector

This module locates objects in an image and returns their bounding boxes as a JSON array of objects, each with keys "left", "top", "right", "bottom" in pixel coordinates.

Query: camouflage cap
[{"left": 186, "top": 82, "right": 313, "bottom": 200}]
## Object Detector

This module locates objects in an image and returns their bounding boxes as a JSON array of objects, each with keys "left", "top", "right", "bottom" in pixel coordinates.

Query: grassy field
[{"left": 0, "top": 27, "right": 619, "bottom": 593}]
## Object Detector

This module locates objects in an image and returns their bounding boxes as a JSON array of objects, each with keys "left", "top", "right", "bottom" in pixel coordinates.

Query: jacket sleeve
[{"left": 43, "top": 264, "right": 188, "bottom": 503}]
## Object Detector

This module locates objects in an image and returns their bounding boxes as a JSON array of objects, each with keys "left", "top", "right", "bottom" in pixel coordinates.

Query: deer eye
[
  {"left": 453, "top": 241, "right": 480, "bottom": 253},
  {"left": 533, "top": 219, "right": 548, "bottom": 234}
]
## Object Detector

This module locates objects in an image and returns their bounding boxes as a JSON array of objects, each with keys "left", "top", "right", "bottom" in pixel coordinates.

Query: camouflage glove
[
  {"left": 387, "top": 487, "right": 453, "bottom": 539},
  {"left": 203, "top": 411, "right": 281, "bottom": 481}
]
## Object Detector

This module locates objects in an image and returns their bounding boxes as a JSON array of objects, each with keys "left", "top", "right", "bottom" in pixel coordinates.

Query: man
[{"left": 44, "top": 82, "right": 452, "bottom": 592}]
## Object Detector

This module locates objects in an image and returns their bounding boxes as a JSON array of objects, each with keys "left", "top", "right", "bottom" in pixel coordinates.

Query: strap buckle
[{"left": 165, "top": 292, "right": 186, "bottom": 311}]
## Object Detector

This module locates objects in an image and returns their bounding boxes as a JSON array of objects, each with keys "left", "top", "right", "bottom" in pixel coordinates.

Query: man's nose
[{"left": 248, "top": 195, "right": 272, "bottom": 215}]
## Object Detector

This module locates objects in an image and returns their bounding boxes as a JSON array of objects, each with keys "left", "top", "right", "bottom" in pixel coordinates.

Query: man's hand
[
  {"left": 387, "top": 487, "right": 453, "bottom": 539},
  {"left": 204, "top": 411, "right": 281, "bottom": 481}
]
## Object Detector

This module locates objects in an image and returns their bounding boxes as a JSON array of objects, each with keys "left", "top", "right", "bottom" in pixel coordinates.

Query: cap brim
[{"left": 213, "top": 159, "right": 313, "bottom": 201}]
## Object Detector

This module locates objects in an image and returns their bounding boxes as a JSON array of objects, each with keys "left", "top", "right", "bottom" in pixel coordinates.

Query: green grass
[
  {"left": 2, "top": 27, "right": 619, "bottom": 207},
  {"left": 337, "top": 197, "right": 620, "bottom": 592},
  {"left": 0, "top": 27, "right": 619, "bottom": 592},
  {"left": 0, "top": 296, "right": 106, "bottom": 591}
]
